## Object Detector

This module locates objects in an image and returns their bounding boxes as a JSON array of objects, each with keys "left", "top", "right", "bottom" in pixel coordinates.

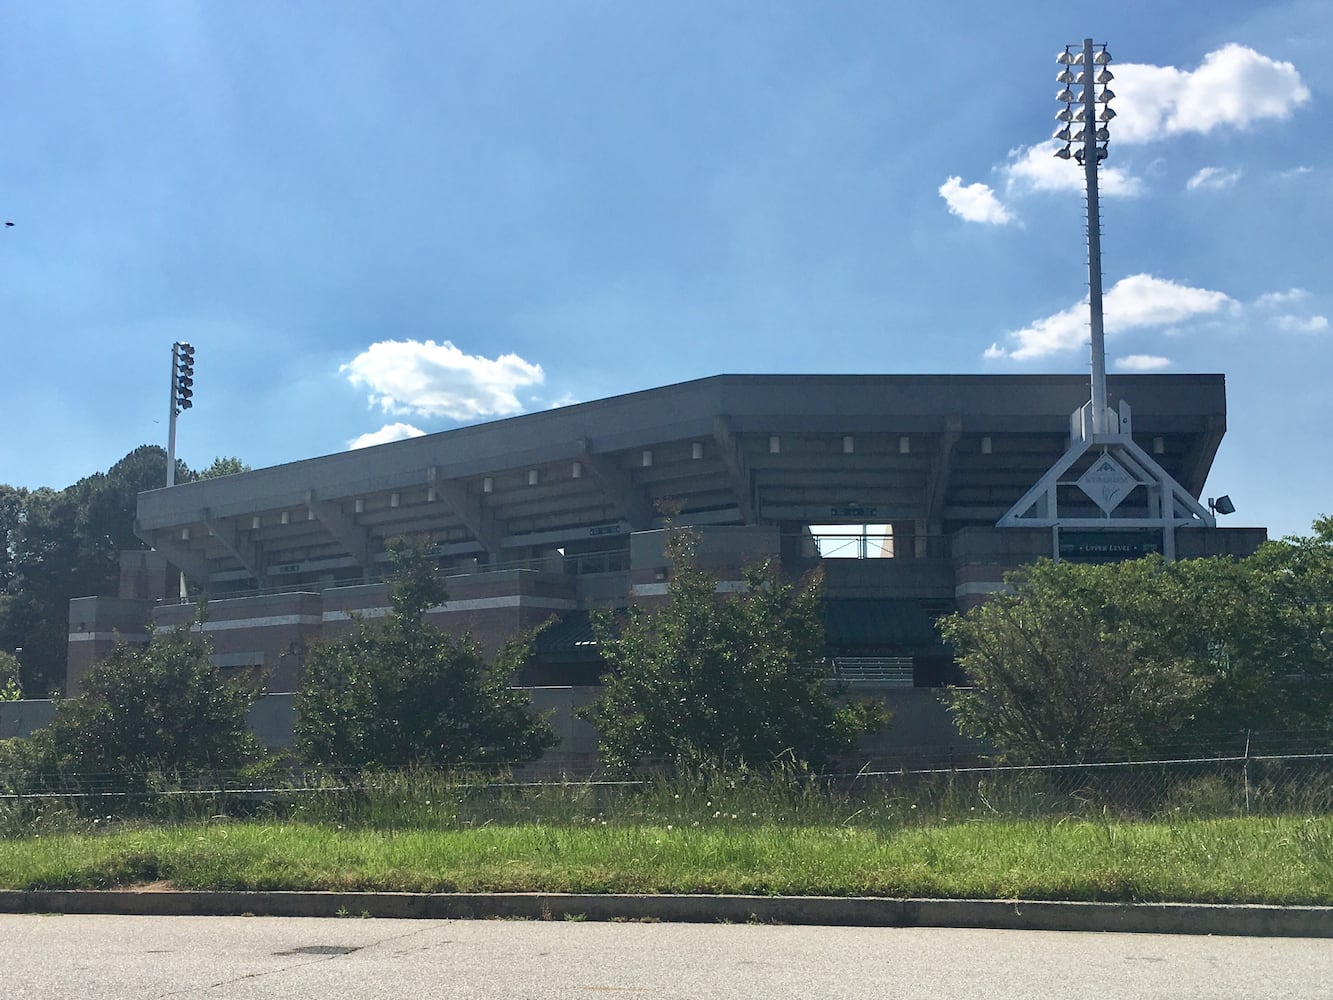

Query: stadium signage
[
  {"left": 829, "top": 504, "right": 879, "bottom": 518},
  {"left": 1077, "top": 454, "right": 1137, "bottom": 514},
  {"left": 1058, "top": 529, "right": 1161, "bottom": 564}
]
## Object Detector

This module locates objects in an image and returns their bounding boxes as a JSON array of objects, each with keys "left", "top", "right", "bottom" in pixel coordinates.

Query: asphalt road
[{"left": 4, "top": 914, "right": 1332, "bottom": 999}]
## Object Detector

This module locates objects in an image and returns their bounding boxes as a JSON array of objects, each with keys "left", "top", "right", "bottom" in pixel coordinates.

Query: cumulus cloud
[
  {"left": 341, "top": 339, "right": 545, "bottom": 421},
  {"left": 348, "top": 422, "right": 427, "bottom": 449},
  {"left": 988, "top": 274, "right": 1235, "bottom": 361},
  {"left": 1253, "top": 290, "right": 1326, "bottom": 332},
  {"left": 1004, "top": 143, "right": 1144, "bottom": 198},
  {"left": 1186, "top": 166, "right": 1241, "bottom": 191},
  {"left": 1275, "top": 314, "right": 1329, "bottom": 334},
  {"left": 1112, "top": 44, "right": 1310, "bottom": 144},
  {"left": 938, "top": 176, "right": 1014, "bottom": 224},
  {"left": 1255, "top": 288, "right": 1308, "bottom": 308},
  {"left": 1114, "top": 354, "right": 1172, "bottom": 371},
  {"left": 943, "top": 45, "right": 1306, "bottom": 220}
]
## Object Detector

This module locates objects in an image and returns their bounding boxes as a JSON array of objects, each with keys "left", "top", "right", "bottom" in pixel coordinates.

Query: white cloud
[
  {"left": 1114, "top": 354, "right": 1172, "bottom": 371},
  {"left": 1003, "top": 143, "right": 1144, "bottom": 198},
  {"left": 1279, "top": 166, "right": 1313, "bottom": 179},
  {"left": 341, "top": 339, "right": 545, "bottom": 420},
  {"left": 990, "top": 273, "right": 1235, "bottom": 361},
  {"left": 1256, "top": 291, "right": 1326, "bottom": 332},
  {"left": 1186, "top": 166, "right": 1241, "bottom": 191},
  {"left": 1255, "top": 288, "right": 1308, "bottom": 308},
  {"left": 938, "top": 176, "right": 1014, "bottom": 224},
  {"left": 1275, "top": 314, "right": 1329, "bottom": 334},
  {"left": 347, "top": 422, "right": 427, "bottom": 449},
  {"left": 548, "top": 392, "right": 581, "bottom": 409},
  {"left": 950, "top": 45, "right": 1306, "bottom": 219},
  {"left": 1112, "top": 44, "right": 1310, "bottom": 144}
]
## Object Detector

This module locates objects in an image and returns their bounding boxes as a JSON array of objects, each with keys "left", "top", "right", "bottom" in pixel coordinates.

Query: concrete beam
[
  {"left": 579, "top": 439, "right": 653, "bottom": 530},
  {"left": 305, "top": 491, "right": 372, "bottom": 568},
  {"left": 201, "top": 509, "right": 264, "bottom": 580},
  {"left": 710, "top": 417, "right": 755, "bottom": 522},
  {"left": 431, "top": 480, "right": 504, "bottom": 559},
  {"left": 925, "top": 417, "right": 962, "bottom": 533},
  {"left": 145, "top": 530, "right": 212, "bottom": 590}
]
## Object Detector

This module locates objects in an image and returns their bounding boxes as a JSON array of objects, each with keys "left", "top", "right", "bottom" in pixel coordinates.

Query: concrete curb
[{"left": 1, "top": 890, "right": 1330, "bottom": 938}]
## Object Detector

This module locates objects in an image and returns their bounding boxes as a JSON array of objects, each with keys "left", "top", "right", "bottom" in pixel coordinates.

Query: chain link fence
[
  {"left": 829, "top": 752, "right": 1333, "bottom": 820},
  {"left": 3, "top": 732, "right": 1331, "bottom": 826}
]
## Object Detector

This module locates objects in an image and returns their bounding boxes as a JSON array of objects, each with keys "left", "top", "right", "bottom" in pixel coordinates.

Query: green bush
[
  {"left": 583, "top": 529, "right": 888, "bottom": 774},
  {"left": 294, "top": 541, "right": 556, "bottom": 770},
  {"left": 41, "top": 627, "right": 259, "bottom": 788}
]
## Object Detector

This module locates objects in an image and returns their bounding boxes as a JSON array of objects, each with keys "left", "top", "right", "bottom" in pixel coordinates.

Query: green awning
[
  {"left": 532, "top": 610, "right": 607, "bottom": 659},
  {"left": 823, "top": 598, "right": 946, "bottom": 655},
  {"left": 534, "top": 600, "right": 946, "bottom": 660}
]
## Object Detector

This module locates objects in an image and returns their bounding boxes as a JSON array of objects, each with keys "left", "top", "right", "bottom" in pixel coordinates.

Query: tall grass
[
  {"left": 4, "top": 758, "right": 1333, "bottom": 839},
  {"left": 2, "top": 814, "right": 1331, "bottom": 904},
  {"left": 3, "top": 765, "right": 1333, "bottom": 903}
]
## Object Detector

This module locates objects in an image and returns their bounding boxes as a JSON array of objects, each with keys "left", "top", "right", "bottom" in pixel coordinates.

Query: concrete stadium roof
[{"left": 136, "top": 373, "right": 1227, "bottom": 587}]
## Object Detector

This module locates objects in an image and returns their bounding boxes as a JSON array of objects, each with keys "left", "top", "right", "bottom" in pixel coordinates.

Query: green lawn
[{"left": 3, "top": 815, "right": 1331, "bottom": 905}]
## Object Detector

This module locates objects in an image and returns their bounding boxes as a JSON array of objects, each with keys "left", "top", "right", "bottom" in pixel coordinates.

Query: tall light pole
[
  {"left": 1000, "top": 39, "right": 1218, "bottom": 558},
  {"left": 166, "top": 342, "right": 195, "bottom": 487},
  {"left": 1055, "top": 39, "right": 1116, "bottom": 434}
]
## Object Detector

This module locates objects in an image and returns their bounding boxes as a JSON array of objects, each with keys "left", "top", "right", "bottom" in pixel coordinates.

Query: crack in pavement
[{"left": 151, "top": 921, "right": 447, "bottom": 999}]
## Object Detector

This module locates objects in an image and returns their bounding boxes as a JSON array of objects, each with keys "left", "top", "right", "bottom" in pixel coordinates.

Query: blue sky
[{"left": 1, "top": 1, "right": 1328, "bottom": 538}]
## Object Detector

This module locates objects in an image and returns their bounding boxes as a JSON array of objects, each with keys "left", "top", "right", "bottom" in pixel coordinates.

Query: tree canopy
[
  {"left": 0, "top": 650, "right": 20, "bottom": 701},
  {"left": 0, "top": 446, "right": 246, "bottom": 695},
  {"left": 944, "top": 520, "right": 1333, "bottom": 763},
  {"left": 195, "top": 456, "right": 252, "bottom": 479},
  {"left": 582, "top": 529, "right": 888, "bottom": 774},
  {"left": 293, "top": 541, "right": 556, "bottom": 770}
]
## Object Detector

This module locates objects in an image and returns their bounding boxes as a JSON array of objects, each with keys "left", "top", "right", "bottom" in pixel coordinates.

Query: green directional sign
[{"left": 1058, "top": 529, "right": 1161, "bottom": 564}]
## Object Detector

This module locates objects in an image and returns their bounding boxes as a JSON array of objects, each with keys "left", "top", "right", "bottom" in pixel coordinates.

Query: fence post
[{"left": 1242, "top": 729, "right": 1252, "bottom": 815}]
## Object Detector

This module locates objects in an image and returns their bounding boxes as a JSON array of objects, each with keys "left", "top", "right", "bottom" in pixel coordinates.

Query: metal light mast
[
  {"left": 997, "top": 39, "right": 1218, "bottom": 559},
  {"left": 1055, "top": 38, "right": 1116, "bottom": 432},
  {"left": 166, "top": 342, "right": 195, "bottom": 487}
]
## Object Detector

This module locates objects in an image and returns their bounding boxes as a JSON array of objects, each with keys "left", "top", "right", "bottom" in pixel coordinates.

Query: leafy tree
[
  {"left": 39, "top": 626, "right": 259, "bottom": 785},
  {"left": 1240, "top": 519, "right": 1333, "bottom": 732},
  {"left": 582, "top": 529, "right": 888, "bottom": 774},
  {"left": 1, "top": 448, "right": 170, "bottom": 693},
  {"left": 2, "top": 485, "right": 83, "bottom": 694},
  {"left": 294, "top": 541, "right": 556, "bottom": 770},
  {"left": 943, "top": 533, "right": 1333, "bottom": 763},
  {"left": 0, "top": 650, "right": 20, "bottom": 701},
  {"left": 942, "top": 558, "right": 1213, "bottom": 763},
  {"left": 0, "top": 446, "right": 247, "bottom": 694},
  {"left": 195, "top": 456, "right": 252, "bottom": 480},
  {"left": 0, "top": 484, "right": 25, "bottom": 593}
]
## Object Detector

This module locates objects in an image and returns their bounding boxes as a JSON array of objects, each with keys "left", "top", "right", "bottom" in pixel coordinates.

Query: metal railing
[
  {"left": 194, "top": 548, "right": 633, "bottom": 602},
  {"left": 830, "top": 656, "right": 915, "bottom": 686},
  {"left": 808, "top": 531, "right": 952, "bottom": 561}
]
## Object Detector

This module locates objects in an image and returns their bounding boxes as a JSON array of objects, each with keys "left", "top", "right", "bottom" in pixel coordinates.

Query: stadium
[{"left": 66, "top": 372, "right": 1265, "bottom": 757}]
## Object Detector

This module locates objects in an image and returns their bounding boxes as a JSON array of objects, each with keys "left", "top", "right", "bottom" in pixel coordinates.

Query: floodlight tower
[
  {"left": 997, "top": 39, "right": 1219, "bottom": 559},
  {"left": 1055, "top": 38, "right": 1116, "bottom": 434},
  {"left": 166, "top": 342, "right": 195, "bottom": 487}
]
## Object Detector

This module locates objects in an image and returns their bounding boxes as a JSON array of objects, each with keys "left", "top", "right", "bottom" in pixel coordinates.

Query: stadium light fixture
[
  {"left": 1053, "top": 39, "right": 1114, "bottom": 434},
  {"left": 166, "top": 341, "right": 197, "bottom": 487},
  {"left": 1003, "top": 38, "right": 1220, "bottom": 552}
]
